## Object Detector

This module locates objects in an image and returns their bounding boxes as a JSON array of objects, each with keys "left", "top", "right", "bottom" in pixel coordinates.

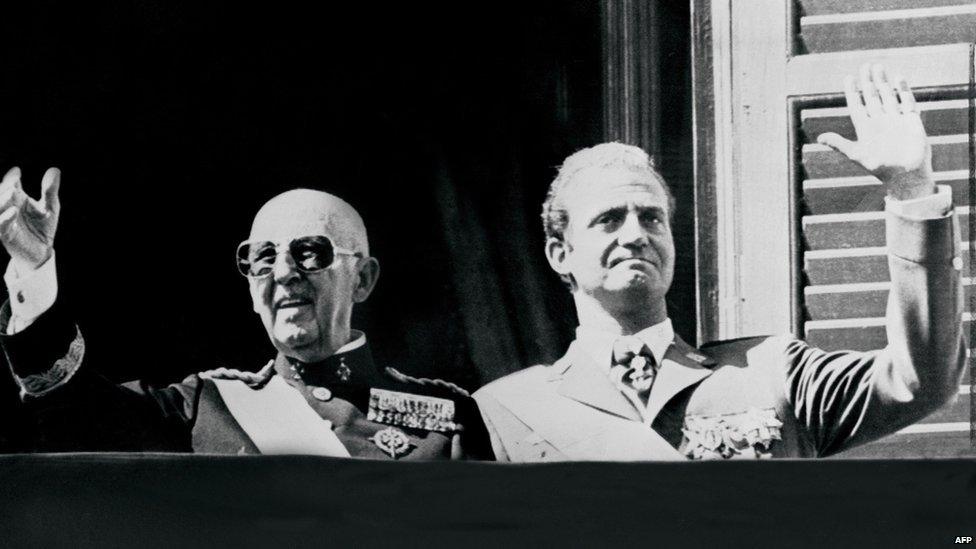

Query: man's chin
[
  {"left": 272, "top": 323, "right": 318, "bottom": 353},
  {"left": 596, "top": 274, "right": 670, "bottom": 302},
  {"left": 604, "top": 271, "right": 659, "bottom": 293}
]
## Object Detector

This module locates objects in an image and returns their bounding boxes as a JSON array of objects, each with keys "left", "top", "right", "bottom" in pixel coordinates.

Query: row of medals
[{"left": 290, "top": 360, "right": 414, "bottom": 459}]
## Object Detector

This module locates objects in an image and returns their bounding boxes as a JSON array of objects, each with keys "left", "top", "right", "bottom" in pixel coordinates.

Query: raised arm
[
  {"left": 0, "top": 169, "right": 198, "bottom": 452},
  {"left": 787, "top": 64, "right": 964, "bottom": 455}
]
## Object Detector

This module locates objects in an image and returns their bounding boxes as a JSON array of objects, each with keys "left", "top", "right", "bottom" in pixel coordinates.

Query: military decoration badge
[
  {"left": 335, "top": 359, "right": 352, "bottom": 382},
  {"left": 681, "top": 407, "right": 783, "bottom": 460},
  {"left": 370, "top": 427, "right": 413, "bottom": 459},
  {"left": 367, "top": 388, "right": 458, "bottom": 432}
]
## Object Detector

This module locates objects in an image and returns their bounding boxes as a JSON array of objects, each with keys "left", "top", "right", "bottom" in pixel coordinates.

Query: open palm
[
  {"left": 0, "top": 167, "right": 61, "bottom": 270},
  {"left": 818, "top": 64, "right": 933, "bottom": 200}
]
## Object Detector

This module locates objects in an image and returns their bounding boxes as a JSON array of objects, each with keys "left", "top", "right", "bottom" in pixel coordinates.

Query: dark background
[{"left": 0, "top": 2, "right": 693, "bottom": 389}]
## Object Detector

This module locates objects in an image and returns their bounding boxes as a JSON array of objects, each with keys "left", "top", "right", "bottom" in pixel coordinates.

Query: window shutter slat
[
  {"left": 801, "top": 214, "right": 975, "bottom": 249},
  {"left": 803, "top": 136, "right": 971, "bottom": 178},
  {"left": 805, "top": 319, "right": 972, "bottom": 351},
  {"left": 803, "top": 215, "right": 887, "bottom": 250},
  {"left": 803, "top": 175, "right": 970, "bottom": 215},
  {"left": 805, "top": 250, "right": 972, "bottom": 284},
  {"left": 787, "top": 44, "right": 972, "bottom": 96},
  {"left": 801, "top": 100, "right": 970, "bottom": 143},
  {"left": 805, "top": 322, "right": 889, "bottom": 350},
  {"left": 806, "top": 285, "right": 975, "bottom": 320},
  {"left": 803, "top": 213, "right": 969, "bottom": 254},
  {"left": 799, "top": 7, "right": 976, "bottom": 54},
  {"left": 798, "top": 0, "right": 976, "bottom": 17}
]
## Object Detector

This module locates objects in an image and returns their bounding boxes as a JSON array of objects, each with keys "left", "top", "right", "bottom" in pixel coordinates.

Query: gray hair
[{"left": 541, "top": 142, "right": 675, "bottom": 243}]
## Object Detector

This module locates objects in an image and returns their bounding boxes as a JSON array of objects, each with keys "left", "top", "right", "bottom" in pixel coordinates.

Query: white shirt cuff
[
  {"left": 4, "top": 251, "right": 58, "bottom": 333},
  {"left": 884, "top": 185, "right": 952, "bottom": 219}
]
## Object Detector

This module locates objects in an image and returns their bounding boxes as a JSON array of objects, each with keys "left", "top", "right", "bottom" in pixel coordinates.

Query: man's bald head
[
  {"left": 245, "top": 188, "right": 379, "bottom": 363},
  {"left": 249, "top": 188, "right": 369, "bottom": 256}
]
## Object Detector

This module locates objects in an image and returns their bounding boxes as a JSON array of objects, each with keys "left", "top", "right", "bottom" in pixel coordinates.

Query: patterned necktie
[{"left": 610, "top": 336, "right": 658, "bottom": 406}]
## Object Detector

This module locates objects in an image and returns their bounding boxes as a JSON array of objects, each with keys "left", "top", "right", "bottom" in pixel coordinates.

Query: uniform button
[
  {"left": 952, "top": 256, "right": 963, "bottom": 271},
  {"left": 311, "top": 386, "right": 333, "bottom": 401}
]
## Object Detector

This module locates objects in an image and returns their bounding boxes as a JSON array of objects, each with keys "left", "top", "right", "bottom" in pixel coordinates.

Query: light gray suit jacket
[{"left": 474, "top": 203, "right": 966, "bottom": 461}]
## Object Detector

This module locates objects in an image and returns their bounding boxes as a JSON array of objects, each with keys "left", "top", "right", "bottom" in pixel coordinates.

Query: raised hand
[
  {"left": 0, "top": 167, "right": 61, "bottom": 271},
  {"left": 817, "top": 64, "right": 935, "bottom": 201}
]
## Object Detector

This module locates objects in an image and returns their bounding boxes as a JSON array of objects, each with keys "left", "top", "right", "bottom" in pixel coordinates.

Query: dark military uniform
[{"left": 0, "top": 297, "right": 493, "bottom": 460}]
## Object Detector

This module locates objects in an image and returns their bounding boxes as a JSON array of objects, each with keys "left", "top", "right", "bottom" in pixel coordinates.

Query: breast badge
[
  {"left": 681, "top": 407, "right": 783, "bottom": 460},
  {"left": 367, "top": 388, "right": 458, "bottom": 433},
  {"left": 370, "top": 426, "right": 413, "bottom": 459}
]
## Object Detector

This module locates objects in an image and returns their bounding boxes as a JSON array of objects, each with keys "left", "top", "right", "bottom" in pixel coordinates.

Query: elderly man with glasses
[{"left": 0, "top": 183, "right": 491, "bottom": 459}]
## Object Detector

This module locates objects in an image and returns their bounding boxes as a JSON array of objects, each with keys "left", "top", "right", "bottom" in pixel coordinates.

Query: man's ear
[
  {"left": 545, "top": 237, "right": 571, "bottom": 276},
  {"left": 352, "top": 257, "right": 380, "bottom": 303}
]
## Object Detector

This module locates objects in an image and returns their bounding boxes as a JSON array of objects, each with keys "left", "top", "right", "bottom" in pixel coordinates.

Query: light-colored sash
[{"left": 213, "top": 376, "right": 351, "bottom": 457}]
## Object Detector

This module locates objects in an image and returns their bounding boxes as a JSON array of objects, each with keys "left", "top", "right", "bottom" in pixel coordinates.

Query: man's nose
[
  {"left": 616, "top": 213, "right": 649, "bottom": 247},
  {"left": 272, "top": 249, "right": 301, "bottom": 284}
]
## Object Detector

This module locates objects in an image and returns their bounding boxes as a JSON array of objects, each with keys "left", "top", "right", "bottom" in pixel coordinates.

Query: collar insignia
[
  {"left": 684, "top": 351, "right": 715, "bottom": 366},
  {"left": 336, "top": 359, "right": 352, "bottom": 382},
  {"left": 367, "top": 388, "right": 458, "bottom": 432}
]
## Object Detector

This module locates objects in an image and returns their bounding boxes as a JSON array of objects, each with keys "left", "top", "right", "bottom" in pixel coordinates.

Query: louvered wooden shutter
[
  {"left": 796, "top": 0, "right": 973, "bottom": 457},
  {"left": 697, "top": 0, "right": 974, "bottom": 457}
]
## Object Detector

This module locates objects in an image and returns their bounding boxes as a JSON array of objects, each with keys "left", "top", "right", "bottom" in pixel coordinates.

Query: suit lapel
[
  {"left": 551, "top": 340, "right": 682, "bottom": 460},
  {"left": 488, "top": 338, "right": 691, "bottom": 461},
  {"left": 645, "top": 335, "right": 715, "bottom": 424},
  {"left": 555, "top": 341, "right": 642, "bottom": 422}
]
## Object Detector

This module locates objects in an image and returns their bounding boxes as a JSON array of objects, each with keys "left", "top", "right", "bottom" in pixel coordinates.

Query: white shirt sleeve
[
  {"left": 4, "top": 251, "right": 58, "bottom": 335},
  {"left": 884, "top": 184, "right": 952, "bottom": 219}
]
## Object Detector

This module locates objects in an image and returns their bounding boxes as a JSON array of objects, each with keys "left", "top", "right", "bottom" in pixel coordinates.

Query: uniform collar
[
  {"left": 575, "top": 318, "right": 675, "bottom": 374},
  {"left": 551, "top": 331, "right": 715, "bottom": 425},
  {"left": 273, "top": 330, "right": 384, "bottom": 387}
]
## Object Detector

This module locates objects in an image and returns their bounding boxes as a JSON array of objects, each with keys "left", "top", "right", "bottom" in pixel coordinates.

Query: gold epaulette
[{"left": 199, "top": 359, "right": 276, "bottom": 389}]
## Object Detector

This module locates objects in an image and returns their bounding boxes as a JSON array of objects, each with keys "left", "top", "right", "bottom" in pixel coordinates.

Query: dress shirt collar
[{"left": 575, "top": 318, "right": 675, "bottom": 374}]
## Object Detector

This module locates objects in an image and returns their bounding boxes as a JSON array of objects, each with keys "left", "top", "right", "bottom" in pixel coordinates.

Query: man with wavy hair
[{"left": 473, "top": 65, "right": 966, "bottom": 461}]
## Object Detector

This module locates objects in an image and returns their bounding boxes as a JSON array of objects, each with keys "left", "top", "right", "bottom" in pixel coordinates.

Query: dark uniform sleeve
[
  {"left": 455, "top": 392, "right": 495, "bottom": 460},
  {"left": 0, "top": 352, "right": 28, "bottom": 452},
  {"left": 0, "top": 296, "right": 201, "bottom": 452},
  {"left": 778, "top": 208, "right": 964, "bottom": 456}
]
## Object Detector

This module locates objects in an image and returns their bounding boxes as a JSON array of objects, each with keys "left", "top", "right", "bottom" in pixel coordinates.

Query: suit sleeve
[
  {"left": 472, "top": 390, "right": 512, "bottom": 462},
  {"left": 781, "top": 202, "right": 965, "bottom": 456},
  {"left": 0, "top": 295, "right": 201, "bottom": 452}
]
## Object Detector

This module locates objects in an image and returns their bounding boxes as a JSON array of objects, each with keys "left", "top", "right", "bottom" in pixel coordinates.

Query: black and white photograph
[{"left": 0, "top": 1, "right": 973, "bottom": 546}]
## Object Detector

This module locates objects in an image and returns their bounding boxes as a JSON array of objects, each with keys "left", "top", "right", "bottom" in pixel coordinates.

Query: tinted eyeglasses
[{"left": 236, "top": 235, "right": 361, "bottom": 278}]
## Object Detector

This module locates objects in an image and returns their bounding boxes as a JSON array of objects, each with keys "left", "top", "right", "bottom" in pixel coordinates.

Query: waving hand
[
  {"left": 0, "top": 166, "right": 61, "bottom": 270},
  {"left": 817, "top": 64, "right": 935, "bottom": 201}
]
